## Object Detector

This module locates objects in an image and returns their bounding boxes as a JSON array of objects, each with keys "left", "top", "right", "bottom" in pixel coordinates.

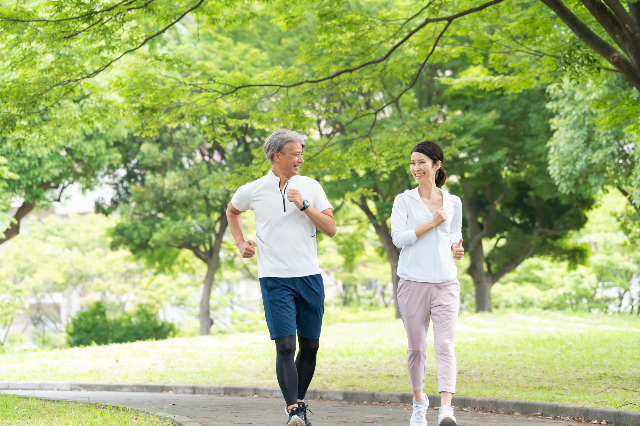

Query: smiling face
[
  {"left": 273, "top": 141, "right": 304, "bottom": 177},
  {"left": 410, "top": 151, "right": 440, "bottom": 185}
]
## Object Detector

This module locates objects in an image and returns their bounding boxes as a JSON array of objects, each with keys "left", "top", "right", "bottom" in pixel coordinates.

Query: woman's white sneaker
[
  {"left": 438, "top": 405, "right": 457, "bottom": 426},
  {"left": 409, "top": 394, "right": 429, "bottom": 426}
]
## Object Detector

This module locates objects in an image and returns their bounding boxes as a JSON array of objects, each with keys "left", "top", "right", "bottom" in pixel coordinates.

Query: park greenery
[
  {"left": 0, "top": 0, "right": 639, "bottom": 338},
  {"left": 0, "top": 310, "right": 637, "bottom": 412},
  {"left": 0, "top": 394, "right": 168, "bottom": 425},
  {"left": 66, "top": 301, "right": 175, "bottom": 347}
]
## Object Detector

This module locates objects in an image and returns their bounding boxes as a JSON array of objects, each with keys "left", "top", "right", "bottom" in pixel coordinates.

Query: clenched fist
[
  {"left": 452, "top": 239, "right": 464, "bottom": 260},
  {"left": 237, "top": 240, "right": 257, "bottom": 258},
  {"left": 431, "top": 209, "right": 448, "bottom": 227},
  {"left": 286, "top": 189, "right": 305, "bottom": 210}
]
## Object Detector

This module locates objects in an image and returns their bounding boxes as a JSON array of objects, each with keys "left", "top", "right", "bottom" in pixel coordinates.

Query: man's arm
[
  {"left": 226, "top": 203, "right": 257, "bottom": 258},
  {"left": 286, "top": 189, "right": 337, "bottom": 237}
]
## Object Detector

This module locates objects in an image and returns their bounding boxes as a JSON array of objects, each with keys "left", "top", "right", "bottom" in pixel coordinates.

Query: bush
[
  {"left": 67, "top": 302, "right": 175, "bottom": 347},
  {"left": 66, "top": 302, "right": 110, "bottom": 347},
  {"left": 110, "top": 305, "right": 176, "bottom": 344}
]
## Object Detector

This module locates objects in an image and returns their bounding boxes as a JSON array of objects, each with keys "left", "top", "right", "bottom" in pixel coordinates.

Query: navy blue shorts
[{"left": 259, "top": 274, "right": 325, "bottom": 340}]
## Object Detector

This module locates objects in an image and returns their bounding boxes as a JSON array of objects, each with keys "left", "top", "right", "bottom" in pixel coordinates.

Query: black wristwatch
[{"left": 300, "top": 200, "right": 310, "bottom": 211}]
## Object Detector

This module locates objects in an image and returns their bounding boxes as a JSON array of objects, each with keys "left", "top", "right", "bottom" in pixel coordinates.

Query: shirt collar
[
  {"left": 267, "top": 169, "right": 296, "bottom": 187},
  {"left": 408, "top": 187, "right": 449, "bottom": 205}
]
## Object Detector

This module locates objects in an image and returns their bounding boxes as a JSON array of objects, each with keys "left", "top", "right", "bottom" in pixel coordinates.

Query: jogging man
[{"left": 226, "top": 129, "right": 337, "bottom": 426}]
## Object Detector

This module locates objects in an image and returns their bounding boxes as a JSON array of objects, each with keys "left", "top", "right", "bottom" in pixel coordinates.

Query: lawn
[
  {"left": 0, "top": 309, "right": 638, "bottom": 412},
  {"left": 0, "top": 394, "right": 167, "bottom": 425}
]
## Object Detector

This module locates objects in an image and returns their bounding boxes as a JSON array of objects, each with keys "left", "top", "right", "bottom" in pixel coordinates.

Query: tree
[
  {"left": 442, "top": 88, "right": 594, "bottom": 310},
  {"left": 0, "top": 95, "right": 126, "bottom": 246},
  {"left": 545, "top": 76, "right": 640, "bottom": 231},
  {"left": 108, "top": 125, "right": 263, "bottom": 335}
]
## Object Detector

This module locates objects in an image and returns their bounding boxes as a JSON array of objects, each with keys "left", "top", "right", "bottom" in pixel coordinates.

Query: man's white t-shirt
[{"left": 231, "top": 170, "right": 333, "bottom": 278}]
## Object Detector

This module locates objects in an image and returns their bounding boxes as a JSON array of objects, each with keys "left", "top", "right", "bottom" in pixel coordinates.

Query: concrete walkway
[{"left": 5, "top": 390, "right": 597, "bottom": 426}]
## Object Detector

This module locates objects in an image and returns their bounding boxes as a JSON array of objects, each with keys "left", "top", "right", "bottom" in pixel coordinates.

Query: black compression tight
[{"left": 274, "top": 335, "right": 320, "bottom": 407}]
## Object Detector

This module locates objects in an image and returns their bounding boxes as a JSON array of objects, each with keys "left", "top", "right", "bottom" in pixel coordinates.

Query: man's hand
[
  {"left": 237, "top": 240, "right": 257, "bottom": 258},
  {"left": 286, "top": 189, "right": 304, "bottom": 209},
  {"left": 431, "top": 209, "right": 448, "bottom": 227},
  {"left": 452, "top": 239, "right": 464, "bottom": 260}
]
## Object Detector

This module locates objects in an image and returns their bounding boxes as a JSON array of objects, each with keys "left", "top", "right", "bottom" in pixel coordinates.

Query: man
[{"left": 226, "top": 129, "right": 337, "bottom": 426}]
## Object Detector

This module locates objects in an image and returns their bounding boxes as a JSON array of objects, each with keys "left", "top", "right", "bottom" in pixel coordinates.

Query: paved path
[{"left": 5, "top": 390, "right": 588, "bottom": 426}]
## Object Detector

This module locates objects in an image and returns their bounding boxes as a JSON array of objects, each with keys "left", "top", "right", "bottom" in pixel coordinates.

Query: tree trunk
[
  {"left": 356, "top": 197, "right": 401, "bottom": 318},
  {"left": 0, "top": 201, "right": 35, "bottom": 246},
  {"left": 461, "top": 196, "right": 494, "bottom": 312},
  {"left": 199, "top": 215, "right": 228, "bottom": 336},
  {"left": 388, "top": 248, "right": 401, "bottom": 318},
  {"left": 468, "top": 244, "right": 493, "bottom": 312}
]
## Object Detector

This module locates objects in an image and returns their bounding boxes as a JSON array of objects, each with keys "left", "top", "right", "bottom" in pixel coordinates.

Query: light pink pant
[{"left": 397, "top": 278, "right": 460, "bottom": 393}]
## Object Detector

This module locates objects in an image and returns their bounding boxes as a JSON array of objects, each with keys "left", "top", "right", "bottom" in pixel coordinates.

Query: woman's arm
[
  {"left": 414, "top": 209, "right": 447, "bottom": 239},
  {"left": 391, "top": 195, "right": 419, "bottom": 248}
]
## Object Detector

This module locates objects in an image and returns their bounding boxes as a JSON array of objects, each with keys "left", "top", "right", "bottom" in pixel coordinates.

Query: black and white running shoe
[
  {"left": 286, "top": 406, "right": 305, "bottom": 426},
  {"left": 297, "top": 402, "right": 313, "bottom": 426}
]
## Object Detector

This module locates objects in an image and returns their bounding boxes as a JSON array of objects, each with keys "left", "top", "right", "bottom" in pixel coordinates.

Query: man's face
[{"left": 275, "top": 141, "right": 304, "bottom": 175}]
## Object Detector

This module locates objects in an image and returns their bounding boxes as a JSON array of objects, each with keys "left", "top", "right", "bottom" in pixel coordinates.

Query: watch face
[{"left": 304, "top": 200, "right": 310, "bottom": 208}]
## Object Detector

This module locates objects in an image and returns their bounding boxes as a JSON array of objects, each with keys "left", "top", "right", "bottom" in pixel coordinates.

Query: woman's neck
[{"left": 417, "top": 182, "right": 440, "bottom": 200}]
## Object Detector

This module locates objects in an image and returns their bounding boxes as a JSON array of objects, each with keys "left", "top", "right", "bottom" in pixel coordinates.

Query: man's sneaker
[
  {"left": 438, "top": 405, "right": 457, "bottom": 426},
  {"left": 286, "top": 405, "right": 305, "bottom": 426},
  {"left": 410, "top": 394, "right": 429, "bottom": 426},
  {"left": 297, "top": 402, "right": 313, "bottom": 426}
]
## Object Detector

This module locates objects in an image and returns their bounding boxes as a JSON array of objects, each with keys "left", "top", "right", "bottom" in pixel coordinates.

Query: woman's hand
[
  {"left": 431, "top": 209, "right": 448, "bottom": 227},
  {"left": 452, "top": 239, "right": 464, "bottom": 260}
]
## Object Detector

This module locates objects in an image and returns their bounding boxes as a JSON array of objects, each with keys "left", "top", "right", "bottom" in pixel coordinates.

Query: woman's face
[{"left": 410, "top": 152, "right": 440, "bottom": 185}]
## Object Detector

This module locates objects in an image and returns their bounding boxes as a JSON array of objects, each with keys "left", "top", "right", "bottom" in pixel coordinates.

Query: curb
[{"left": 1, "top": 382, "right": 638, "bottom": 426}]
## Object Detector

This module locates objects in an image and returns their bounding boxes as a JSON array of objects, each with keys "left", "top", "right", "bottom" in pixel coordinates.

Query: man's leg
[
  {"left": 296, "top": 274, "right": 325, "bottom": 403},
  {"left": 259, "top": 277, "right": 299, "bottom": 413},
  {"left": 275, "top": 335, "right": 299, "bottom": 410},
  {"left": 296, "top": 335, "right": 320, "bottom": 402}
]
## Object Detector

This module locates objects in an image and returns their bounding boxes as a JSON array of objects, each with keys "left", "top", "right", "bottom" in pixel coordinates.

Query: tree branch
[
  {"left": 38, "top": 0, "right": 205, "bottom": 97},
  {"left": 601, "top": 0, "right": 640, "bottom": 48},
  {"left": 582, "top": 0, "right": 639, "bottom": 64},
  {"left": 539, "top": 0, "right": 640, "bottom": 92},
  {"left": 211, "top": 0, "right": 505, "bottom": 98},
  {"left": 489, "top": 244, "right": 536, "bottom": 284},
  {"left": 0, "top": 201, "right": 36, "bottom": 245},
  {"left": 469, "top": 186, "right": 504, "bottom": 249},
  {"left": 617, "top": 185, "right": 640, "bottom": 210},
  {"left": 0, "top": 0, "right": 141, "bottom": 23},
  {"left": 629, "top": 1, "right": 640, "bottom": 27}
]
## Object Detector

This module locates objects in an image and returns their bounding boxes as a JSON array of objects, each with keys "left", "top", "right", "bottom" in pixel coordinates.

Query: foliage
[
  {"left": 495, "top": 190, "right": 640, "bottom": 313},
  {"left": 67, "top": 301, "right": 176, "bottom": 347},
  {"left": 0, "top": 214, "right": 200, "bottom": 348},
  {"left": 319, "top": 206, "right": 393, "bottom": 307},
  {"left": 106, "top": 123, "right": 264, "bottom": 335},
  {"left": 110, "top": 305, "right": 176, "bottom": 344},
  {"left": 66, "top": 302, "right": 110, "bottom": 347}
]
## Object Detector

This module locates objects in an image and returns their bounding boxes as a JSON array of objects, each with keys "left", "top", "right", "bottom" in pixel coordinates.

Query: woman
[{"left": 390, "top": 141, "right": 464, "bottom": 426}]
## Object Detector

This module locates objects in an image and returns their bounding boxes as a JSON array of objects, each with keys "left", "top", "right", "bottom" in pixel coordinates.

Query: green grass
[
  {"left": 0, "top": 309, "right": 638, "bottom": 412},
  {"left": 0, "top": 394, "right": 167, "bottom": 425}
]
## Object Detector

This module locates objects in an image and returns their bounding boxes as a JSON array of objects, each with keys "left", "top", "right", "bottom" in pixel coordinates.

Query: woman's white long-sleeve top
[{"left": 390, "top": 188, "right": 463, "bottom": 283}]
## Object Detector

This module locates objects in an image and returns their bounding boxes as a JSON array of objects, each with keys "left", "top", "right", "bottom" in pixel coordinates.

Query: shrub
[
  {"left": 67, "top": 302, "right": 175, "bottom": 347},
  {"left": 110, "top": 305, "right": 176, "bottom": 344},
  {"left": 66, "top": 302, "right": 110, "bottom": 347}
]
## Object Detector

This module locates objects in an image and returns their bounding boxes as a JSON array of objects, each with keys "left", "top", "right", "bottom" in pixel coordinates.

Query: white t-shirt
[{"left": 231, "top": 170, "right": 333, "bottom": 278}]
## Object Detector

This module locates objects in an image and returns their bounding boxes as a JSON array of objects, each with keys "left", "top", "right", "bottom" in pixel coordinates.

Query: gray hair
[{"left": 263, "top": 129, "right": 306, "bottom": 162}]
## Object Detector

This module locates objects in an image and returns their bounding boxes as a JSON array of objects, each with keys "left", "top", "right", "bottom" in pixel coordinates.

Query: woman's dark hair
[{"left": 412, "top": 141, "right": 447, "bottom": 188}]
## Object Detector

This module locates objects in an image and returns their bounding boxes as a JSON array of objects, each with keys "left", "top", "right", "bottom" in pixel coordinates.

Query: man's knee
[
  {"left": 275, "top": 335, "right": 296, "bottom": 357},
  {"left": 298, "top": 336, "right": 320, "bottom": 354}
]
